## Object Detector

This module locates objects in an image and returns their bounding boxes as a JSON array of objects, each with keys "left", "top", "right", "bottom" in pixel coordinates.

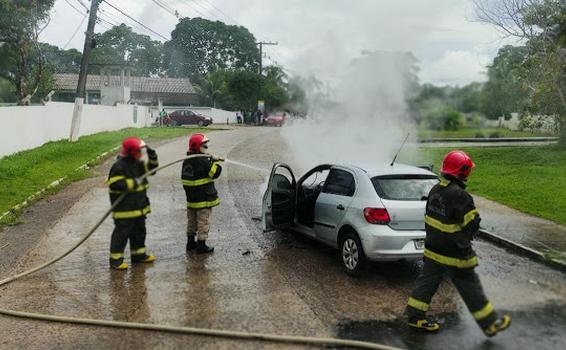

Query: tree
[
  {"left": 226, "top": 70, "right": 262, "bottom": 111},
  {"left": 474, "top": 0, "right": 566, "bottom": 145},
  {"left": 480, "top": 45, "right": 529, "bottom": 119},
  {"left": 262, "top": 65, "right": 289, "bottom": 110},
  {"left": 0, "top": 77, "right": 15, "bottom": 103},
  {"left": 423, "top": 104, "right": 464, "bottom": 131},
  {"left": 454, "top": 82, "right": 484, "bottom": 114},
  {"left": 90, "top": 24, "right": 164, "bottom": 76},
  {"left": 286, "top": 76, "right": 308, "bottom": 115},
  {"left": 195, "top": 70, "right": 231, "bottom": 108},
  {"left": 0, "top": 0, "right": 55, "bottom": 104},
  {"left": 165, "top": 18, "right": 259, "bottom": 79},
  {"left": 39, "top": 43, "right": 82, "bottom": 73}
]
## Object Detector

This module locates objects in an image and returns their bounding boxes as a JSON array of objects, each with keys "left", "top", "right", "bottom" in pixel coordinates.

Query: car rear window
[{"left": 371, "top": 175, "right": 438, "bottom": 201}]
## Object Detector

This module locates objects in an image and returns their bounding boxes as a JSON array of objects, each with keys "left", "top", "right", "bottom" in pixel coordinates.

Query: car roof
[{"left": 339, "top": 162, "right": 436, "bottom": 177}]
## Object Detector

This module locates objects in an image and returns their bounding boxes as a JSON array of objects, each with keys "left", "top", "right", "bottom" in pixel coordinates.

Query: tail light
[{"left": 364, "top": 208, "right": 390, "bottom": 225}]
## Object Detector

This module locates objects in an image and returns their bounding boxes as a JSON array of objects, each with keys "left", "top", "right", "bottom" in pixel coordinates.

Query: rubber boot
[
  {"left": 131, "top": 253, "right": 156, "bottom": 263},
  {"left": 408, "top": 317, "right": 440, "bottom": 332},
  {"left": 483, "top": 315, "right": 511, "bottom": 337},
  {"left": 110, "top": 257, "right": 128, "bottom": 270},
  {"left": 186, "top": 235, "right": 197, "bottom": 251},
  {"left": 196, "top": 240, "right": 214, "bottom": 254}
]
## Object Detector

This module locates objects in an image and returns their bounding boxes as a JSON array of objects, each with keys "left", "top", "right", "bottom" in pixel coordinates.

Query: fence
[{"left": 0, "top": 102, "right": 151, "bottom": 158}]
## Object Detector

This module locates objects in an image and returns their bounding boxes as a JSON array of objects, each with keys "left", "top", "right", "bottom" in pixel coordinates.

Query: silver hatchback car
[{"left": 262, "top": 162, "right": 439, "bottom": 275}]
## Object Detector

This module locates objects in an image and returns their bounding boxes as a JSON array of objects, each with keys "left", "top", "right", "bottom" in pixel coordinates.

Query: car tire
[
  {"left": 340, "top": 232, "right": 365, "bottom": 276},
  {"left": 198, "top": 120, "right": 204, "bottom": 127},
  {"left": 170, "top": 120, "right": 178, "bottom": 127}
]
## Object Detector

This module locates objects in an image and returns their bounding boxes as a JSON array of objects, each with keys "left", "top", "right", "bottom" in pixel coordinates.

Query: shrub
[{"left": 424, "top": 105, "right": 464, "bottom": 131}]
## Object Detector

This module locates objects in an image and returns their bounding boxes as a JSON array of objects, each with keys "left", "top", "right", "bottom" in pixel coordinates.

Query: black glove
[{"left": 146, "top": 146, "right": 157, "bottom": 158}]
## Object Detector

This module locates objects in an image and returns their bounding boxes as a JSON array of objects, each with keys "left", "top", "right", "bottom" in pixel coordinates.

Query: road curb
[
  {"left": 0, "top": 146, "right": 120, "bottom": 224},
  {"left": 419, "top": 137, "right": 558, "bottom": 143},
  {"left": 478, "top": 229, "right": 566, "bottom": 273}
]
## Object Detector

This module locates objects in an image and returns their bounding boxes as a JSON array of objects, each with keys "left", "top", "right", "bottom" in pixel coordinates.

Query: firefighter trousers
[
  {"left": 407, "top": 258, "right": 498, "bottom": 329},
  {"left": 110, "top": 217, "right": 147, "bottom": 255},
  {"left": 187, "top": 208, "right": 212, "bottom": 241}
]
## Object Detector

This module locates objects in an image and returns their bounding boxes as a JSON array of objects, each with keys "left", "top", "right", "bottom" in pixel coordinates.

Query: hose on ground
[{"left": 0, "top": 154, "right": 401, "bottom": 350}]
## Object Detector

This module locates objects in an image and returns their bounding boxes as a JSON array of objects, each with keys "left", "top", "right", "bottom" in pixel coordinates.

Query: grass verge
[
  {"left": 0, "top": 127, "right": 213, "bottom": 226},
  {"left": 417, "top": 128, "right": 554, "bottom": 139},
  {"left": 406, "top": 146, "right": 566, "bottom": 226}
]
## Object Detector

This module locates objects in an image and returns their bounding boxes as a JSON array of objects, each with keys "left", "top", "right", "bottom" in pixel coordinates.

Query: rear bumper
[{"left": 357, "top": 226, "right": 425, "bottom": 261}]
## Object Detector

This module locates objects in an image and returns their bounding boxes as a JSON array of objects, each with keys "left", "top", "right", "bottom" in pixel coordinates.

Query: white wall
[{"left": 0, "top": 102, "right": 152, "bottom": 158}]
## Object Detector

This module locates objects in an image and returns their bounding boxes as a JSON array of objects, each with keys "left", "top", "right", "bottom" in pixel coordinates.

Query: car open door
[{"left": 262, "top": 163, "right": 296, "bottom": 232}]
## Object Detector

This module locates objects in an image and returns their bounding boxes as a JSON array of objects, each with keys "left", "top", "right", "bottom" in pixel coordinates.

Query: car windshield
[{"left": 371, "top": 175, "right": 438, "bottom": 201}]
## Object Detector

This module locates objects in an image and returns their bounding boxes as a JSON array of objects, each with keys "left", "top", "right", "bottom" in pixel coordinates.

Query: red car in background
[{"left": 264, "top": 112, "right": 288, "bottom": 127}]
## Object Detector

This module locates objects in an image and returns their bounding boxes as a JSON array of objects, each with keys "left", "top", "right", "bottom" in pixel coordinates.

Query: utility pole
[
  {"left": 70, "top": 0, "right": 100, "bottom": 142},
  {"left": 257, "top": 41, "right": 278, "bottom": 76},
  {"left": 256, "top": 41, "right": 278, "bottom": 117}
]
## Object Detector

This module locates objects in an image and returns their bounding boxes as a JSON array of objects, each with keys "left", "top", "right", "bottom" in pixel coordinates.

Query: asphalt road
[{"left": 0, "top": 127, "right": 565, "bottom": 350}]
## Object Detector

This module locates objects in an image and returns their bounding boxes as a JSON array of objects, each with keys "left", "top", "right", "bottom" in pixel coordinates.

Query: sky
[{"left": 40, "top": 0, "right": 518, "bottom": 86}]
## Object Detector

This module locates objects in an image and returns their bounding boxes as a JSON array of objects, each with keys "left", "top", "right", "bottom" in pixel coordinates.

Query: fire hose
[{"left": 0, "top": 154, "right": 401, "bottom": 350}]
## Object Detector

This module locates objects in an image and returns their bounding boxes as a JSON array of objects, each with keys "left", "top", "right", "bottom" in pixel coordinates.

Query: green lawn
[
  {"left": 417, "top": 128, "right": 555, "bottom": 139},
  {"left": 0, "top": 127, "right": 213, "bottom": 223},
  {"left": 404, "top": 146, "right": 566, "bottom": 225}
]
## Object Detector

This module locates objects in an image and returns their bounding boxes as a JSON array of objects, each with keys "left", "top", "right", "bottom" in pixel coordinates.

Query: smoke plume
[{"left": 281, "top": 50, "right": 419, "bottom": 173}]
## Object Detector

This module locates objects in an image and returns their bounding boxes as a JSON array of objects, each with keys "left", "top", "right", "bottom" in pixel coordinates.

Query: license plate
[{"left": 414, "top": 239, "right": 425, "bottom": 250}]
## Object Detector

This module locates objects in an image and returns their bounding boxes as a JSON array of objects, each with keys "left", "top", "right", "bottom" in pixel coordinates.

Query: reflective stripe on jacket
[
  {"left": 181, "top": 153, "right": 222, "bottom": 209},
  {"left": 107, "top": 154, "right": 159, "bottom": 219},
  {"left": 424, "top": 177, "right": 481, "bottom": 266}
]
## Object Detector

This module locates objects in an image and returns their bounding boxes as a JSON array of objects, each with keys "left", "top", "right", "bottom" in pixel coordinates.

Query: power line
[
  {"left": 177, "top": 0, "right": 209, "bottom": 18},
  {"left": 98, "top": 6, "right": 128, "bottom": 26},
  {"left": 101, "top": 0, "right": 169, "bottom": 40},
  {"left": 73, "top": 0, "right": 89, "bottom": 11},
  {"left": 151, "top": 0, "right": 182, "bottom": 19},
  {"left": 63, "top": 0, "right": 86, "bottom": 16},
  {"left": 63, "top": 14, "right": 88, "bottom": 49},
  {"left": 200, "top": 0, "right": 238, "bottom": 24}
]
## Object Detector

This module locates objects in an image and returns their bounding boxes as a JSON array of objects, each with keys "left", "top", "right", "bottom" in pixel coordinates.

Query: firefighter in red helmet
[
  {"left": 406, "top": 150, "right": 511, "bottom": 336},
  {"left": 106, "top": 137, "right": 159, "bottom": 270},
  {"left": 182, "top": 133, "right": 222, "bottom": 254}
]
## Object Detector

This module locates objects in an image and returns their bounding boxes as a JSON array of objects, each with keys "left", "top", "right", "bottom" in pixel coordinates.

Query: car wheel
[
  {"left": 170, "top": 120, "right": 178, "bottom": 127},
  {"left": 340, "top": 232, "right": 365, "bottom": 276},
  {"left": 198, "top": 120, "right": 204, "bottom": 127}
]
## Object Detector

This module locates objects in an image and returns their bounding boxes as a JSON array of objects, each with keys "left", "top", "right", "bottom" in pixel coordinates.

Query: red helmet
[
  {"left": 121, "top": 137, "right": 145, "bottom": 160},
  {"left": 188, "top": 133, "right": 209, "bottom": 153},
  {"left": 441, "top": 150, "right": 475, "bottom": 181}
]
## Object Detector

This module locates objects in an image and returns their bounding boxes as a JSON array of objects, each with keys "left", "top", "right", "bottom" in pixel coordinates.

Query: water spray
[{"left": 0, "top": 154, "right": 398, "bottom": 350}]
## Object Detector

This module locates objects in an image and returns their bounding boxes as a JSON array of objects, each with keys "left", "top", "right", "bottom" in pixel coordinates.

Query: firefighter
[
  {"left": 406, "top": 150, "right": 511, "bottom": 337},
  {"left": 106, "top": 137, "right": 159, "bottom": 270},
  {"left": 182, "top": 133, "right": 222, "bottom": 254}
]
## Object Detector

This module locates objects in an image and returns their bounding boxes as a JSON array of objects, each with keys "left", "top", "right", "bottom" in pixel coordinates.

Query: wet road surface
[
  {"left": 0, "top": 127, "right": 565, "bottom": 349},
  {"left": 474, "top": 196, "right": 566, "bottom": 256}
]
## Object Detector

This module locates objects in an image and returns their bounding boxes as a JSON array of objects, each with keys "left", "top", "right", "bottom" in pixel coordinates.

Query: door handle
[{"left": 337, "top": 204, "right": 345, "bottom": 210}]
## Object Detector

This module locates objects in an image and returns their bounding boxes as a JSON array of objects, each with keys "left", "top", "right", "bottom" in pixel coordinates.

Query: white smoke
[{"left": 281, "top": 51, "right": 418, "bottom": 173}]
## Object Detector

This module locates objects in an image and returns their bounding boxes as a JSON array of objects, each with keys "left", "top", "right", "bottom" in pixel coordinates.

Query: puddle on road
[{"left": 334, "top": 302, "right": 566, "bottom": 350}]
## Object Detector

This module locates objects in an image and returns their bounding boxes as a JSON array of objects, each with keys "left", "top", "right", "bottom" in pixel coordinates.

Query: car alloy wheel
[
  {"left": 342, "top": 238, "right": 359, "bottom": 271},
  {"left": 198, "top": 120, "right": 204, "bottom": 127}
]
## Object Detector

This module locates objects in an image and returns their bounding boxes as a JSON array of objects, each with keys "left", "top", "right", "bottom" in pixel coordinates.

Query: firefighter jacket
[
  {"left": 106, "top": 153, "right": 159, "bottom": 219},
  {"left": 424, "top": 176, "right": 481, "bottom": 268},
  {"left": 182, "top": 153, "right": 222, "bottom": 209}
]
